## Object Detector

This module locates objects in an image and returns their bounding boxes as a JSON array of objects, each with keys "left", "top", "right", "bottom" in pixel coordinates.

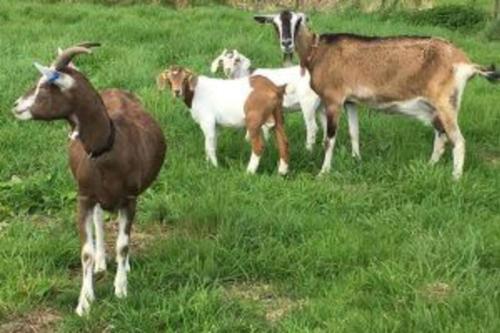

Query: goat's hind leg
[
  {"left": 435, "top": 103, "right": 465, "bottom": 179},
  {"left": 345, "top": 102, "right": 360, "bottom": 159},
  {"left": 246, "top": 114, "right": 265, "bottom": 174},
  {"left": 76, "top": 197, "right": 97, "bottom": 316},
  {"left": 114, "top": 197, "right": 136, "bottom": 298}
]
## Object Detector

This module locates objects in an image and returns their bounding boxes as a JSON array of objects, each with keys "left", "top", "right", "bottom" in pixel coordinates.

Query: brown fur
[
  {"left": 17, "top": 62, "right": 166, "bottom": 293},
  {"left": 292, "top": 20, "right": 491, "bottom": 178},
  {"left": 246, "top": 76, "right": 289, "bottom": 165}
]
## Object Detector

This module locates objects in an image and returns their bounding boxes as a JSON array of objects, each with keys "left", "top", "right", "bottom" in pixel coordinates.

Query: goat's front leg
[
  {"left": 319, "top": 101, "right": 342, "bottom": 175},
  {"left": 345, "top": 102, "right": 361, "bottom": 159},
  {"left": 201, "top": 121, "right": 218, "bottom": 167},
  {"left": 114, "top": 197, "right": 136, "bottom": 298},
  {"left": 76, "top": 197, "right": 96, "bottom": 316},
  {"left": 93, "top": 204, "right": 106, "bottom": 273}
]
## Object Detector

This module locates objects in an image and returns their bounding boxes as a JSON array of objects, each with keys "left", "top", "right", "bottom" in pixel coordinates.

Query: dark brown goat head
[
  {"left": 12, "top": 42, "right": 100, "bottom": 121},
  {"left": 157, "top": 66, "right": 197, "bottom": 98},
  {"left": 254, "top": 10, "right": 308, "bottom": 65}
]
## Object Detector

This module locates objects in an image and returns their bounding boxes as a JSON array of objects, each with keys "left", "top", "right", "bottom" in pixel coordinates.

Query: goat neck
[
  {"left": 295, "top": 24, "right": 317, "bottom": 72},
  {"left": 71, "top": 72, "right": 114, "bottom": 158}
]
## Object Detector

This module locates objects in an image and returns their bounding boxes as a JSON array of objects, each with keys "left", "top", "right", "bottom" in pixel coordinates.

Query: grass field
[{"left": 1, "top": 1, "right": 500, "bottom": 332}]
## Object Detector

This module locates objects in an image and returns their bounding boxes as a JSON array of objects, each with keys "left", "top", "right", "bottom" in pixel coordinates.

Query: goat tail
[{"left": 477, "top": 64, "right": 500, "bottom": 83}]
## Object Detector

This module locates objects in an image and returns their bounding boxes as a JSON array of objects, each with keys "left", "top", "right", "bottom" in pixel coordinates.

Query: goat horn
[
  {"left": 76, "top": 41, "right": 101, "bottom": 49},
  {"left": 53, "top": 42, "right": 100, "bottom": 70}
]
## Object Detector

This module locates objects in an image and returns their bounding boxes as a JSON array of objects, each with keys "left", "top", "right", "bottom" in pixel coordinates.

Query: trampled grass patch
[{"left": 0, "top": 1, "right": 500, "bottom": 331}]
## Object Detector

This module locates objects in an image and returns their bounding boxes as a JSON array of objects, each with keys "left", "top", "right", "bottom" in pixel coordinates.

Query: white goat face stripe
[
  {"left": 12, "top": 76, "right": 45, "bottom": 120},
  {"left": 273, "top": 12, "right": 304, "bottom": 53}
]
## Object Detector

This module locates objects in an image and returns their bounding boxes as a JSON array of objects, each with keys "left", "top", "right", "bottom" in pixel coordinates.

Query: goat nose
[
  {"left": 282, "top": 40, "right": 292, "bottom": 47},
  {"left": 174, "top": 90, "right": 181, "bottom": 97}
]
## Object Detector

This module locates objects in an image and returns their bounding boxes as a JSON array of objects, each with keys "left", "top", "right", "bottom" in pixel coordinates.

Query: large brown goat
[
  {"left": 12, "top": 43, "right": 167, "bottom": 316},
  {"left": 255, "top": 11, "right": 500, "bottom": 179}
]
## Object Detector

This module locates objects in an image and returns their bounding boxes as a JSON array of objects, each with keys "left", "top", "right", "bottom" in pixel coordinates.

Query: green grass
[{"left": 1, "top": 1, "right": 500, "bottom": 332}]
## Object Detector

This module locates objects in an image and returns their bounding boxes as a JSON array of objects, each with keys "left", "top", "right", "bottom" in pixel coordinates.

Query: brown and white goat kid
[
  {"left": 255, "top": 10, "right": 500, "bottom": 179},
  {"left": 157, "top": 66, "right": 289, "bottom": 174},
  {"left": 12, "top": 44, "right": 167, "bottom": 316}
]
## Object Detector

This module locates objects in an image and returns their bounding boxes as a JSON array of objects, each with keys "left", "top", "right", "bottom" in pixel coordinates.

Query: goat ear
[
  {"left": 210, "top": 56, "right": 222, "bottom": 73},
  {"left": 297, "top": 12, "right": 309, "bottom": 23},
  {"left": 156, "top": 72, "right": 169, "bottom": 91},
  {"left": 34, "top": 62, "right": 74, "bottom": 90},
  {"left": 254, "top": 15, "right": 274, "bottom": 24},
  {"left": 186, "top": 73, "right": 198, "bottom": 91}
]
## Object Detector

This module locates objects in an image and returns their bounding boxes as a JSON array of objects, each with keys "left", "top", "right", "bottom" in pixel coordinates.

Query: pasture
[{"left": 1, "top": 1, "right": 500, "bottom": 331}]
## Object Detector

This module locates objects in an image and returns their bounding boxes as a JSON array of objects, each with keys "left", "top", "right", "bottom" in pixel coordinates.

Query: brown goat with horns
[{"left": 12, "top": 43, "right": 167, "bottom": 316}]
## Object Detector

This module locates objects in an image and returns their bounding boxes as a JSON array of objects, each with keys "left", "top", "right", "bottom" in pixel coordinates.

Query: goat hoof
[
  {"left": 94, "top": 256, "right": 107, "bottom": 274},
  {"left": 115, "top": 286, "right": 128, "bottom": 299},
  {"left": 75, "top": 293, "right": 94, "bottom": 317},
  {"left": 278, "top": 159, "right": 289, "bottom": 176}
]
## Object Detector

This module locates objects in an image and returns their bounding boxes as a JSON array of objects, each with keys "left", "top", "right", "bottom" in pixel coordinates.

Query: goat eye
[{"left": 235, "top": 58, "right": 241, "bottom": 63}]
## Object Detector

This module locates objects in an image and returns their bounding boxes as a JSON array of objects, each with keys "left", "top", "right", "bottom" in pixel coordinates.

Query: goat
[
  {"left": 255, "top": 10, "right": 500, "bottom": 179},
  {"left": 157, "top": 66, "right": 289, "bottom": 175},
  {"left": 12, "top": 43, "right": 167, "bottom": 316},
  {"left": 211, "top": 49, "right": 361, "bottom": 156}
]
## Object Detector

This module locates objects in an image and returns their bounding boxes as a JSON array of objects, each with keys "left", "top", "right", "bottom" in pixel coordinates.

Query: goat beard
[{"left": 283, "top": 53, "right": 293, "bottom": 67}]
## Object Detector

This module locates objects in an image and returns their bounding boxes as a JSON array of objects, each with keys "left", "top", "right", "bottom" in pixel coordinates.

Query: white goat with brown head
[
  {"left": 157, "top": 66, "right": 289, "bottom": 175},
  {"left": 12, "top": 43, "right": 167, "bottom": 316},
  {"left": 255, "top": 10, "right": 500, "bottom": 179}
]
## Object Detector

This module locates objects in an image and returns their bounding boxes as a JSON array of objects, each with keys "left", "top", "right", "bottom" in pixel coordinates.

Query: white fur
[
  {"left": 246, "top": 152, "right": 261, "bottom": 174},
  {"left": 76, "top": 211, "right": 95, "bottom": 316},
  {"left": 190, "top": 76, "right": 256, "bottom": 169},
  {"left": 114, "top": 209, "right": 130, "bottom": 298},
  {"left": 454, "top": 63, "right": 476, "bottom": 111},
  {"left": 93, "top": 204, "right": 106, "bottom": 273},
  {"left": 379, "top": 97, "right": 435, "bottom": 125},
  {"left": 278, "top": 159, "right": 289, "bottom": 175},
  {"left": 319, "top": 137, "right": 337, "bottom": 175},
  {"left": 346, "top": 103, "right": 360, "bottom": 159}
]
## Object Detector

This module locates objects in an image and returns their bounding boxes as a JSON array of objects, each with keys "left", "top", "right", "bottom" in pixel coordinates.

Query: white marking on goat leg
[
  {"left": 76, "top": 211, "right": 95, "bottom": 316},
  {"left": 429, "top": 131, "right": 448, "bottom": 165},
  {"left": 246, "top": 152, "right": 261, "bottom": 174},
  {"left": 93, "top": 204, "right": 106, "bottom": 273},
  {"left": 454, "top": 64, "right": 476, "bottom": 110},
  {"left": 202, "top": 123, "right": 218, "bottom": 167},
  {"left": 450, "top": 129, "right": 465, "bottom": 180},
  {"left": 114, "top": 209, "right": 130, "bottom": 298},
  {"left": 278, "top": 159, "right": 289, "bottom": 175},
  {"left": 346, "top": 104, "right": 360, "bottom": 159},
  {"left": 262, "top": 125, "right": 271, "bottom": 141},
  {"left": 319, "top": 137, "right": 337, "bottom": 176}
]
